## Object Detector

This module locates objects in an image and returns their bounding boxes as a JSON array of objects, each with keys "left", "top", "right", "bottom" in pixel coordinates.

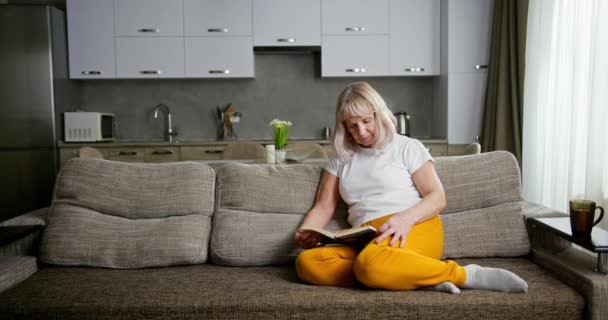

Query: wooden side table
[{"left": 528, "top": 217, "right": 608, "bottom": 274}]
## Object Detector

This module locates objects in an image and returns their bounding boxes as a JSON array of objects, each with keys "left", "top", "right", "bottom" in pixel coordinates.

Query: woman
[{"left": 294, "top": 82, "right": 528, "bottom": 293}]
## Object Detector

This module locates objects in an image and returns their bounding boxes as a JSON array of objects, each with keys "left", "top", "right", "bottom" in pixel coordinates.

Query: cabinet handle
[
  {"left": 140, "top": 70, "right": 162, "bottom": 75},
  {"left": 426, "top": 147, "right": 432, "bottom": 152},
  {"left": 138, "top": 28, "right": 160, "bottom": 33},
  {"left": 345, "top": 68, "right": 366, "bottom": 73},
  {"left": 117, "top": 151, "right": 137, "bottom": 156},
  {"left": 204, "top": 150, "right": 223, "bottom": 154},
  {"left": 276, "top": 38, "right": 296, "bottom": 43},
  {"left": 152, "top": 150, "right": 174, "bottom": 155},
  {"left": 208, "top": 28, "right": 228, "bottom": 33},
  {"left": 475, "top": 65, "right": 488, "bottom": 70},
  {"left": 345, "top": 27, "right": 366, "bottom": 32},
  {"left": 209, "top": 70, "right": 230, "bottom": 74},
  {"left": 81, "top": 71, "right": 102, "bottom": 75},
  {"left": 404, "top": 67, "right": 425, "bottom": 72}
]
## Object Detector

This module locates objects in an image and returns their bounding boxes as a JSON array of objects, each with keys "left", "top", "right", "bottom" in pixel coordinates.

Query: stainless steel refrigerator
[{"left": 0, "top": 4, "right": 79, "bottom": 223}]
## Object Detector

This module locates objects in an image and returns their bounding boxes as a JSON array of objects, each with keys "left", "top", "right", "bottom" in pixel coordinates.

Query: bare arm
[
  {"left": 294, "top": 171, "right": 341, "bottom": 249},
  {"left": 375, "top": 160, "right": 446, "bottom": 247}
]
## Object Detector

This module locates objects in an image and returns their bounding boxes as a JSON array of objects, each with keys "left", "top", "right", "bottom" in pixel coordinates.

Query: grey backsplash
[{"left": 78, "top": 54, "right": 436, "bottom": 141}]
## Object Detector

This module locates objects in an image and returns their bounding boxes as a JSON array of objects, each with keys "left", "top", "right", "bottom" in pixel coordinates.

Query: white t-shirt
[{"left": 324, "top": 134, "right": 433, "bottom": 228}]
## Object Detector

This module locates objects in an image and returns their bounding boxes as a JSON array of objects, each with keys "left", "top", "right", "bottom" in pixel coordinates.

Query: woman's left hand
[{"left": 375, "top": 212, "right": 416, "bottom": 248}]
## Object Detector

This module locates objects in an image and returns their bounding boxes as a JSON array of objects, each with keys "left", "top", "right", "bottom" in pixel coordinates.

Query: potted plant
[{"left": 269, "top": 119, "right": 292, "bottom": 163}]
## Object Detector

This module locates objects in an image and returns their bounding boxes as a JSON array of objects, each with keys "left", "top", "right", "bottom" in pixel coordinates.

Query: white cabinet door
[
  {"left": 447, "top": 73, "right": 487, "bottom": 144},
  {"left": 447, "top": 0, "right": 493, "bottom": 73},
  {"left": 322, "top": 36, "right": 389, "bottom": 77},
  {"left": 67, "top": 0, "right": 115, "bottom": 79},
  {"left": 390, "top": 0, "right": 440, "bottom": 76},
  {"left": 114, "top": 0, "right": 183, "bottom": 36},
  {"left": 322, "top": 0, "right": 389, "bottom": 35},
  {"left": 253, "top": 0, "right": 321, "bottom": 46},
  {"left": 116, "top": 37, "right": 185, "bottom": 78},
  {"left": 185, "top": 37, "right": 254, "bottom": 78},
  {"left": 184, "top": 0, "right": 252, "bottom": 36}
]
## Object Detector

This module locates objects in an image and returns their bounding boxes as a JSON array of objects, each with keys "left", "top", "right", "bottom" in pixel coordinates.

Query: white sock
[
  {"left": 417, "top": 281, "right": 461, "bottom": 294},
  {"left": 462, "top": 264, "right": 528, "bottom": 293}
]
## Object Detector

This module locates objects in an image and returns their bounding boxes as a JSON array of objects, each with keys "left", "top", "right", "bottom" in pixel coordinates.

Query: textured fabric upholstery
[
  {"left": 212, "top": 152, "right": 529, "bottom": 266},
  {"left": 39, "top": 159, "right": 215, "bottom": 268},
  {"left": 0, "top": 256, "right": 37, "bottom": 293},
  {"left": 436, "top": 151, "right": 530, "bottom": 258},
  {"left": 211, "top": 164, "right": 350, "bottom": 265},
  {"left": 0, "top": 258, "right": 583, "bottom": 320}
]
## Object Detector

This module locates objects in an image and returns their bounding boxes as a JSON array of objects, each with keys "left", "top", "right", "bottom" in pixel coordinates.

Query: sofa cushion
[
  {"left": 436, "top": 151, "right": 530, "bottom": 257},
  {"left": 211, "top": 164, "right": 350, "bottom": 266},
  {"left": 39, "top": 159, "right": 215, "bottom": 268},
  {"left": 0, "top": 258, "right": 583, "bottom": 320}
]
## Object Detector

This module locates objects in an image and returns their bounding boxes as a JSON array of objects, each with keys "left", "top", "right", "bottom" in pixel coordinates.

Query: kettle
[{"left": 394, "top": 112, "right": 411, "bottom": 137}]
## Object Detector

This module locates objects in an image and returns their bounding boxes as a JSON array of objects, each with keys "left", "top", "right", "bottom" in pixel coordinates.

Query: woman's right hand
[{"left": 294, "top": 229, "right": 323, "bottom": 249}]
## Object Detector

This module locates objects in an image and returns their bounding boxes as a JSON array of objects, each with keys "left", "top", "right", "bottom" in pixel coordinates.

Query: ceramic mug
[{"left": 569, "top": 199, "right": 604, "bottom": 237}]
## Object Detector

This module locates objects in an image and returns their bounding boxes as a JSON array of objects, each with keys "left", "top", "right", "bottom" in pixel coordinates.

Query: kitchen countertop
[{"left": 57, "top": 137, "right": 448, "bottom": 147}]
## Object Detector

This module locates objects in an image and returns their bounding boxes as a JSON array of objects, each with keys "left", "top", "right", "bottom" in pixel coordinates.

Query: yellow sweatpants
[{"left": 295, "top": 214, "right": 467, "bottom": 290}]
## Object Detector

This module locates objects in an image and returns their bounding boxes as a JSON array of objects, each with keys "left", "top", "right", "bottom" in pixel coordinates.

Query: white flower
[{"left": 269, "top": 119, "right": 292, "bottom": 128}]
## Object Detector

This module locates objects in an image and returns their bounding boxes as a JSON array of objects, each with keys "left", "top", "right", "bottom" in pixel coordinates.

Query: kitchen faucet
[{"left": 153, "top": 103, "right": 178, "bottom": 142}]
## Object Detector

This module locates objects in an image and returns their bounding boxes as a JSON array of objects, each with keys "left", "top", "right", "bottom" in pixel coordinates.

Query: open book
[{"left": 302, "top": 225, "right": 377, "bottom": 245}]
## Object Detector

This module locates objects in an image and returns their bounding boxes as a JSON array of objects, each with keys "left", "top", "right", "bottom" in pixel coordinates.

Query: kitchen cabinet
[
  {"left": 144, "top": 147, "right": 180, "bottom": 163},
  {"left": 66, "top": 0, "right": 115, "bottom": 79},
  {"left": 322, "top": 0, "right": 389, "bottom": 35},
  {"left": 253, "top": 0, "right": 321, "bottom": 46},
  {"left": 185, "top": 37, "right": 254, "bottom": 78},
  {"left": 435, "top": 0, "right": 493, "bottom": 143},
  {"left": 180, "top": 146, "right": 225, "bottom": 161},
  {"left": 114, "top": 0, "right": 183, "bottom": 37},
  {"left": 184, "top": 0, "right": 252, "bottom": 37},
  {"left": 389, "top": 0, "right": 440, "bottom": 76},
  {"left": 447, "top": 73, "right": 487, "bottom": 144},
  {"left": 322, "top": 36, "right": 389, "bottom": 77},
  {"left": 445, "top": 0, "right": 493, "bottom": 73},
  {"left": 116, "top": 37, "right": 185, "bottom": 78},
  {"left": 423, "top": 143, "right": 448, "bottom": 157}
]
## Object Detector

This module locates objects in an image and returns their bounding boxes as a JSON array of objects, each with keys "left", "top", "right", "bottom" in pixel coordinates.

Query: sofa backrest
[
  {"left": 211, "top": 151, "right": 530, "bottom": 266},
  {"left": 210, "top": 164, "right": 349, "bottom": 266},
  {"left": 435, "top": 151, "right": 530, "bottom": 258},
  {"left": 39, "top": 159, "right": 215, "bottom": 269}
]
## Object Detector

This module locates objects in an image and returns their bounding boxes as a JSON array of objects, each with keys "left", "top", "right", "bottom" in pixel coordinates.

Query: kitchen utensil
[{"left": 394, "top": 112, "right": 411, "bottom": 137}]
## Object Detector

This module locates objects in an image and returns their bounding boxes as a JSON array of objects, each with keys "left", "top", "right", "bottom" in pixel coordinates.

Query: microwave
[{"left": 64, "top": 112, "right": 116, "bottom": 142}]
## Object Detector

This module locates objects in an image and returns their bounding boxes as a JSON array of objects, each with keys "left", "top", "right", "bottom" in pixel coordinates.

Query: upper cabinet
[
  {"left": 390, "top": 0, "right": 440, "bottom": 76},
  {"left": 322, "top": 36, "right": 389, "bottom": 77},
  {"left": 446, "top": 0, "right": 493, "bottom": 73},
  {"left": 322, "top": 0, "right": 389, "bottom": 35},
  {"left": 184, "top": 0, "right": 252, "bottom": 36},
  {"left": 185, "top": 37, "right": 254, "bottom": 78},
  {"left": 114, "top": 0, "right": 184, "bottom": 37},
  {"left": 66, "top": 0, "right": 115, "bottom": 79},
  {"left": 116, "top": 37, "right": 185, "bottom": 78},
  {"left": 253, "top": 0, "right": 321, "bottom": 46}
]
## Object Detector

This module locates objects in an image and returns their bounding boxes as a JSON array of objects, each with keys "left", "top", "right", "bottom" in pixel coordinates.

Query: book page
[
  {"left": 301, "top": 227, "right": 336, "bottom": 239},
  {"left": 335, "top": 226, "right": 377, "bottom": 239}
]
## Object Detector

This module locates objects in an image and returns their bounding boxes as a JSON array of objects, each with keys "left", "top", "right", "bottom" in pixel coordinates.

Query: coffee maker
[{"left": 394, "top": 112, "right": 411, "bottom": 137}]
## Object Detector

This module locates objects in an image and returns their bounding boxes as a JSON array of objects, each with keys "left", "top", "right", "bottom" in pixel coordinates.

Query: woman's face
[{"left": 344, "top": 112, "right": 376, "bottom": 147}]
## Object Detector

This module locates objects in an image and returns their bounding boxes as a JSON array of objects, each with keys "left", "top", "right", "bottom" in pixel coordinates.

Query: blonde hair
[{"left": 332, "top": 82, "right": 397, "bottom": 161}]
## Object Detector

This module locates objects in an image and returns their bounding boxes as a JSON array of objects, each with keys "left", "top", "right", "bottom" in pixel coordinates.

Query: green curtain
[{"left": 480, "top": 0, "right": 529, "bottom": 164}]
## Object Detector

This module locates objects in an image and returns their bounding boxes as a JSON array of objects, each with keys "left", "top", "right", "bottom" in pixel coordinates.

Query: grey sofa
[{"left": 0, "top": 151, "right": 605, "bottom": 319}]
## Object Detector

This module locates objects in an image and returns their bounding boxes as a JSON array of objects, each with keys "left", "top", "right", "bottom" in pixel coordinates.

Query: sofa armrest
[
  {"left": 0, "top": 256, "right": 37, "bottom": 293},
  {"left": 0, "top": 207, "right": 48, "bottom": 257},
  {"left": 531, "top": 246, "right": 608, "bottom": 320},
  {"left": 522, "top": 201, "right": 572, "bottom": 252}
]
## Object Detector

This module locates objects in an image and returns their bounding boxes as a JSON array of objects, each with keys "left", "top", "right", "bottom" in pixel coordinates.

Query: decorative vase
[{"left": 275, "top": 149, "right": 286, "bottom": 164}]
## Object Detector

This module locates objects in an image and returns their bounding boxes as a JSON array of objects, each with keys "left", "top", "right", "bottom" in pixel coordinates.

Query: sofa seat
[{"left": 0, "top": 258, "right": 583, "bottom": 320}]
